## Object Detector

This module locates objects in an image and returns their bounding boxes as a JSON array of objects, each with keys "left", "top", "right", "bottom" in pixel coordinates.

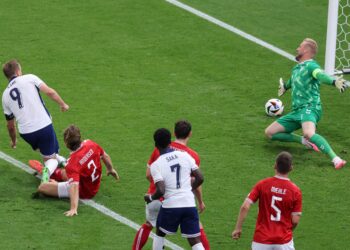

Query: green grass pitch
[{"left": 0, "top": 0, "right": 349, "bottom": 249}]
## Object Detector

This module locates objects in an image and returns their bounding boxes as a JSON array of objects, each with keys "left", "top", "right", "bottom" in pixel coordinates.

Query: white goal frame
[{"left": 325, "top": 0, "right": 339, "bottom": 74}]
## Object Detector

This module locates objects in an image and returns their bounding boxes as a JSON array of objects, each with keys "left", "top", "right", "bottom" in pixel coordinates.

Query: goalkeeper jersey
[{"left": 285, "top": 59, "right": 330, "bottom": 111}]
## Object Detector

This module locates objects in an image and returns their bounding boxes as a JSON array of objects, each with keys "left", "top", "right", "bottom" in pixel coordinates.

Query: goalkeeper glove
[
  {"left": 278, "top": 78, "right": 286, "bottom": 96},
  {"left": 333, "top": 76, "right": 349, "bottom": 93}
]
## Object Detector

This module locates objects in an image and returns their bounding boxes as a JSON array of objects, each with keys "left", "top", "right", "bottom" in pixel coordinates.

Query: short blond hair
[{"left": 303, "top": 38, "right": 318, "bottom": 57}]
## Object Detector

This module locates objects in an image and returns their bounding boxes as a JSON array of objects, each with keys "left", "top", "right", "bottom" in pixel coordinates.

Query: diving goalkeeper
[{"left": 265, "top": 38, "right": 348, "bottom": 169}]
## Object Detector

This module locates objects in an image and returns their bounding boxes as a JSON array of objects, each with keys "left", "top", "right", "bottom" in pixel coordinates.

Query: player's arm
[
  {"left": 6, "top": 118, "right": 16, "bottom": 148},
  {"left": 146, "top": 166, "right": 152, "bottom": 182},
  {"left": 64, "top": 182, "right": 79, "bottom": 217},
  {"left": 192, "top": 185, "right": 205, "bottom": 213},
  {"left": 312, "top": 69, "right": 349, "bottom": 92},
  {"left": 144, "top": 180, "right": 165, "bottom": 203},
  {"left": 232, "top": 199, "right": 252, "bottom": 240},
  {"left": 101, "top": 152, "right": 119, "bottom": 180},
  {"left": 291, "top": 214, "right": 301, "bottom": 230},
  {"left": 278, "top": 78, "right": 291, "bottom": 96},
  {"left": 191, "top": 168, "right": 204, "bottom": 190},
  {"left": 39, "top": 82, "right": 69, "bottom": 112}
]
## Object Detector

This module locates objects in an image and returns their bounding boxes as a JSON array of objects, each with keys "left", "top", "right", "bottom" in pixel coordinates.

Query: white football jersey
[
  {"left": 150, "top": 150, "right": 199, "bottom": 208},
  {"left": 2, "top": 74, "right": 52, "bottom": 134}
]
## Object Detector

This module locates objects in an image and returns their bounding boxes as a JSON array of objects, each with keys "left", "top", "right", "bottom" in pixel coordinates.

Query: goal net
[{"left": 325, "top": 0, "right": 350, "bottom": 75}]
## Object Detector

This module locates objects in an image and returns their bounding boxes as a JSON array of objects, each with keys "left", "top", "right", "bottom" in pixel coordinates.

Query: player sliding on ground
[
  {"left": 34, "top": 125, "right": 119, "bottom": 216},
  {"left": 265, "top": 38, "right": 348, "bottom": 169}
]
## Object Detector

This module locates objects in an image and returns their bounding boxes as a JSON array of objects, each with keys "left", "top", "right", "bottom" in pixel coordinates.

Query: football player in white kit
[
  {"left": 2, "top": 59, "right": 69, "bottom": 182},
  {"left": 144, "top": 128, "right": 205, "bottom": 250}
]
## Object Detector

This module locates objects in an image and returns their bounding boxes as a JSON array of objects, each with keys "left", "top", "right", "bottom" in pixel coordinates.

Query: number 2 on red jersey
[{"left": 87, "top": 159, "right": 99, "bottom": 182}]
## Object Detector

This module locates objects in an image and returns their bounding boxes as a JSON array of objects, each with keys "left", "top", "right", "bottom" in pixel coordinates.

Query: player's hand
[
  {"left": 198, "top": 201, "right": 206, "bottom": 213},
  {"left": 232, "top": 229, "right": 242, "bottom": 240},
  {"left": 333, "top": 76, "right": 348, "bottom": 93},
  {"left": 278, "top": 78, "right": 286, "bottom": 96},
  {"left": 60, "top": 103, "right": 69, "bottom": 112},
  {"left": 64, "top": 209, "right": 78, "bottom": 217},
  {"left": 144, "top": 194, "right": 152, "bottom": 204},
  {"left": 107, "top": 169, "right": 120, "bottom": 181}
]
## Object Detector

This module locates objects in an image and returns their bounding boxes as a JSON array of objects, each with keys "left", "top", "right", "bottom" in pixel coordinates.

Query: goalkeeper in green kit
[{"left": 265, "top": 38, "right": 349, "bottom": 169}]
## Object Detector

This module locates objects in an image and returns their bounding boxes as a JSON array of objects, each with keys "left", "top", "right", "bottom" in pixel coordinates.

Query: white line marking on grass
[
  {"left": 166, "top": 0, "right": 296, "bottom": 62},
  {"left": 0, "top": 151, "right": 184, "bottom": 250}
]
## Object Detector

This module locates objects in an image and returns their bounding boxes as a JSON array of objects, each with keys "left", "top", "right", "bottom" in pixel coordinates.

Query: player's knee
[
  {"left": 303, "top": 132, "right": 314, "bottom": 140},
  {"left": 265, "top": 128, "right": 273, "bottom": 139}
]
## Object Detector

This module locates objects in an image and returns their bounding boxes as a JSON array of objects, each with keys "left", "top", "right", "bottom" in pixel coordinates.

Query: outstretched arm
[
  {"left": 101, "top": 152, "right": 119, "bottom": 180},
  {"left": 232, "top": 199, "right": 252, "bottom": 240},
  {"left": 64, "top": 182, "right": 79, "bottom": 217},
  {"left": 39, "top": 82, "right": 69, "bottom": 111}
]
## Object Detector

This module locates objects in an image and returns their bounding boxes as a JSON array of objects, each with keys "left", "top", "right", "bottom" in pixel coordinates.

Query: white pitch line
[
  {"left": 0, "top": 151, "right": 184, "bottom": 250},
  {"left": 166, "top": 0, "right": 296, "bottom": 62}
]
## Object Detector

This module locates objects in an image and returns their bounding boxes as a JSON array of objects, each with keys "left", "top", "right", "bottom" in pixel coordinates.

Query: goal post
[
  {"left": 325, "top": 0, "right": 350, "bottom": 75},
  {"left": 325, "top": 0, "right": 339, "bottom": 75}
]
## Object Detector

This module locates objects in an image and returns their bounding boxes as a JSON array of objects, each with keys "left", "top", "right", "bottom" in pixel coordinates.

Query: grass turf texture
[{"left": 0, "top": 0, "right": 349, "bottom": 249}]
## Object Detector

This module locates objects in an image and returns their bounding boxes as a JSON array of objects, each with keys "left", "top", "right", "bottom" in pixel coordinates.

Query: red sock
[
  {"left": 50, "top": 168, "right": 63, "bottom": 182},
  {"left": 200, "top": 228, "right": 210, "bottom": 250},
  {"left": 132, "top": 223, "right": 153, "bottom": 250}
]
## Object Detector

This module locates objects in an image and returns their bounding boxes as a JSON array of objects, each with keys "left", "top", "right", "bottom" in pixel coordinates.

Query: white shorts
[
  {"left": 252, "top": 239, "right": 294, "bottom": 250},
  {"left": 145, "top": 200, "right": 162, "bottom": 227},
  {"left": 57, "top": 181, "right": 71, "bottom": 198}
]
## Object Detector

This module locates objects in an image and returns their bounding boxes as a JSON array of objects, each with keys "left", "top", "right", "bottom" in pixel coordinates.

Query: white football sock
[
  {"left": 44, "top": 158, "right": 58, "bottom": 176},
  {"left": 332, "top": 156, "right": 342, "bottom": 164},
  {"left": 192, "top": 243, "right": 205, "bottom": 250},
  {"left": 56, "top": 154, "right": 67, "bottom": 166},
  {"left": 152, "top": 235, "right": 165, "bottom": 250}
]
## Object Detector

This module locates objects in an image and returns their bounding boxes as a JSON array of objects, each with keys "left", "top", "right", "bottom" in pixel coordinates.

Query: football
[{"left": 265, "top": 98, "right": 284, "bottom": 116}]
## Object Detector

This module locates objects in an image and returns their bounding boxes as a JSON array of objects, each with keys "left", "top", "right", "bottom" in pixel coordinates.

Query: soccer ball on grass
[{"left": 265, "top": 98, "right": 284, "bottom": 116}]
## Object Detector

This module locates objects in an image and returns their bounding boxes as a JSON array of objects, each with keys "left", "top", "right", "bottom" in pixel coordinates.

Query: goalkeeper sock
[
  {"left": 310, "top": 134, "right": 337, "bottom": 160},
  {"left": 271, "top": 133, "right": 302, "bottom": 143}
]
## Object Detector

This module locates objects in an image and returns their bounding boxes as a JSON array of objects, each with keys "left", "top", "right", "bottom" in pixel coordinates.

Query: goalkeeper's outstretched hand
[
  {"left": 278, "top": 78, "right": 286, "bottom": 96},
  {"left": 334, "top": 76, "right": 350, "bottom": 93}
]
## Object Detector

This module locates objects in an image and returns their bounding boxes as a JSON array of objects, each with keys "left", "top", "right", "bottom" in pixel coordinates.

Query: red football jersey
[
  {"left": 65, "top": 140, "right": 105, "bottom": 199},
  {"left": 146, "top": 141, "right": 200, "bottom": 194},
  {"left": 247, "top": 176, "right": 302, "bottom": 244}
]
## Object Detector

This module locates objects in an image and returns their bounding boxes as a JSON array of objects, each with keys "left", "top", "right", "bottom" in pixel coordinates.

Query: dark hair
[
  {"left": 3, "top": 59, "right": 21, "bottom": 79},
  {"left": 64, "top": 125, "right": 82, "bottom": 151},
  {"left": 275, "top": 151, "right": 293, "bottom": 174},
  {"left": 174, "top": 120, "right": 192, "bottom": 139},
  {"left": 153, "top": 128, "right": 171, "bottom": 150}
]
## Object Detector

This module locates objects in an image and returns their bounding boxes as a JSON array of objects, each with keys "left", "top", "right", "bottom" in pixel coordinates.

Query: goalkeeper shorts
[{"left": 277, "top": 107, "right": 322, "bottom": 133}]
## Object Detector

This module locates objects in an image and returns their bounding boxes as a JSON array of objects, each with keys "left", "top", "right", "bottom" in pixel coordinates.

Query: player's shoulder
[
  {"left": 305, "top": 59, "right": 321, "bottom": 69},
  {"left": 171, "top": 142, "right": 200, "bottom": 161}
]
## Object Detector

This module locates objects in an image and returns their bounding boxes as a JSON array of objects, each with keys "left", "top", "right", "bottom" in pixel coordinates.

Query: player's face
[{"left": 295, "top": 41, "right": 307, "bottom": 62}]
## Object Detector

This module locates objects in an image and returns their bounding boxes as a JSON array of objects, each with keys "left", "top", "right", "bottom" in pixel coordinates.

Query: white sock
[
  {"left": 152, "top": 235, "right": 165, "bottom": 250},
  {"left": 301, "top": 137, "right": 308, "bottom": 145},
  {"left": 44, "top": 158, "right": 58, "bottom": 176},
  {"left": 192, "top": 243, "right": 205, "bottom": 250},
  {"left": 56, "top": 154, "right": 67, "bottom": 166},
  {"left": 332, "top": 156, "right": 341, "bottom": 164}
]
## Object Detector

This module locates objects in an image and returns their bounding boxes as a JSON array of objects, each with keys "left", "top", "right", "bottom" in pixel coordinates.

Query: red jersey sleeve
[
  {"left": 147, "top": 148, "right": 160, "bottom": 166},
  {"left": 66, "top": 160, "right": 80, "bottom": 183},
  {"left": 247, "top": 181, "right": 261, "bottom": 203}
]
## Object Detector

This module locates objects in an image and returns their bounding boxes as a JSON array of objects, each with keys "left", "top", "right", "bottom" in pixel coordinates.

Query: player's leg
[
  {"left": 302, "top": 108, "right": 346, "bottom": 169},
  {"left": 153, "top": 207, "right": 179, "bottom": 250},
  {"left": 132, "top": 200, "right": 161, "bottom": 250},
  {"left": 265, "top": 111, "right": 318, "bottom": 151},
  {"left": 180, "top": 207, "right": 204, "bottom": 249},
  {"left": 38, "top": 181, "right": 70, "bottom": 198},
  {"left": 153, "top": 228, "right": 166, "bottom": 250},
  {"left": 199, "top": 222, "right": 210, "bottom": 250}
]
